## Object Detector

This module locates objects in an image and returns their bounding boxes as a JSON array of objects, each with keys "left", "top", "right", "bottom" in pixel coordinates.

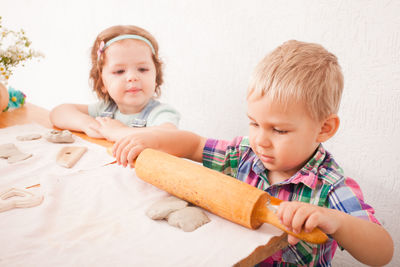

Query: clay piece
[
  {"left": 0, "top": 188, "right": 43, "bottom": 213},
  {"left": 0, "top": 143, "right": 32, "bottom": 163},
  {"left": 146, "top": 196, "right": 189, "bottom": 220},
  {"left": 56, "top": 146, "right": 87, "bottom": 168},
  {"left": 146, "top": 196, "right": 210, "bottom": 232},
  {"left": 16, "top": 133, "right": 42, "bottom": 141},
  {"left": 167, "top": 206, "right": 211, "bottom": 232},
  {"left": 44, "top": 130, "right": 74, "bottom": 143}
]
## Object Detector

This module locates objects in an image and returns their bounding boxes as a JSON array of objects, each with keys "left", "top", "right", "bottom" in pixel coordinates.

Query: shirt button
[{"left": 319, "top": 168, "right": 326, "bottom": 175}]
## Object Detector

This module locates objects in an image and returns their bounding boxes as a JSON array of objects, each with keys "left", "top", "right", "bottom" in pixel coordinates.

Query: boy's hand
[
  {"left": 112, "top": 130, "right": 159, "bottom": 167},
  {"left": 276, "top": 201, "right": 341, "bottom": 245}
]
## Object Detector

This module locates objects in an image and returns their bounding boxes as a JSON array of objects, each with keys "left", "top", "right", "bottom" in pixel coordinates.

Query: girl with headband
[{"left": 50, "top": 25, "right": 180, "bottom": 141}]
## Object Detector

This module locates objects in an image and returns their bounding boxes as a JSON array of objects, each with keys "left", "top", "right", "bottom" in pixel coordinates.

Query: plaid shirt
[{"left": 203, "top": 136, "right": 379, "bottom": 267}]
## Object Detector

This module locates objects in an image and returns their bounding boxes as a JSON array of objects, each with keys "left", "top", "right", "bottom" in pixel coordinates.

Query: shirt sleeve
[
  {"left": 88, "top": 101, "right": 108, "bottom": 118},
  {"left": 328, "top": 177, "right": 380, "bottom": 224},
  {"left": 146, "top": 103, "right": 180, "bottom": 127},
  {"left": 202, "top": 137, "right": 245, "bottom": 177}
]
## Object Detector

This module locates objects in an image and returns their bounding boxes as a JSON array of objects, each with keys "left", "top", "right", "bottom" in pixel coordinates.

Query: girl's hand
[
  {"left": 112, "top": 129, "right": 159, "bottom": 167},
  {"left": 83, "top": 121, "right": 104, "bottom": 139},
  {"left": 276, "top": 201, "right": 341, "bottom": 245},
  {"left": 95, "top": 117, "right": 127, "bottom": 141}
]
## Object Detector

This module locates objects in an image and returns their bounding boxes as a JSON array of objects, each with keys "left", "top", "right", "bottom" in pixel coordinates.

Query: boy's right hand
[
  {"left": 112, "top": 129, "right": 159, "bottom": 167},
  {"left": 276, "top": 201, "right": 341, "bottom": 245}
]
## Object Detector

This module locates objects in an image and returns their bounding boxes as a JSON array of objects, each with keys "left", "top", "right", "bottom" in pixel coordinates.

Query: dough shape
[
  {"left": 0, "top": 188, "right": 43, "bottom": 213},
  {"left": 56, "top": 146, "right": 87, "bottom": 168},
  {"left": 16, "top": 133, "right": 42, "bottom": 141},
  {"left": 146, "top": 196, "right": 188, "bottom": 220},
  {"left": 45, "top": 130, "right": 74, "bottom": 143},
  {"left": 167, "top": 206, "right": 210, "bottom": 232},
  {"left": 0, "top": 143, "right": 33, "bottom": 163}
]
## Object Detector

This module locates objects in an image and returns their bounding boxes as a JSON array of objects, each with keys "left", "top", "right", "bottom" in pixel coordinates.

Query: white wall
[{"left": 3, "top": 1, "right": 399, "bottom": 266}]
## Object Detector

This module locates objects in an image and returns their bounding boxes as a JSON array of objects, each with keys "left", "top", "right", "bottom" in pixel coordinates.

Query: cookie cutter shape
[
  {"left": 45, "top": 130, "right": 75, "bottom": 143},
  {"left": 0, "top": 143, "right": 33, "bottom": 163},
  {"left": 56, "top": 146, "right": 87, "bottom": 168},
  {"left": 0, "top": 188, "right": 44, "bottom": 213}
]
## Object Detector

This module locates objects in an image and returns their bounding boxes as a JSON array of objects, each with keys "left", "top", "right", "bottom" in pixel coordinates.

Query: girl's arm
[
  {"left": 49, "top": 103, "right": 103, "bottom": 138},
  {"left": 113, "top": 128, "right": 207, "bottom": 167},
  {"left": 93, "top": 118, "right": 178, "bottom": 142}
]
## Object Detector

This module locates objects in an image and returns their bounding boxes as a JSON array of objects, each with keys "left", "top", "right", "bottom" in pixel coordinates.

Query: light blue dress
[{"left": 88, "top": 99, "right": 180, "bottom": 127}]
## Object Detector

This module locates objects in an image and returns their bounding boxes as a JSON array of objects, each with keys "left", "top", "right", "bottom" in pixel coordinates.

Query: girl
[{"left": 50, "top": 25, "right": 180, "bottom": 141}]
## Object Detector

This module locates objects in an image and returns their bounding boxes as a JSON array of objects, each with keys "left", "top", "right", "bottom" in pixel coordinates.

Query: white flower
[{"left": 0, "top": 16, "right": 44, "bottom": 83}]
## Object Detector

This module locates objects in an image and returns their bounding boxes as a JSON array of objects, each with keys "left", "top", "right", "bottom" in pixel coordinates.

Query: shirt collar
[
  {"left": 250, "top": 144, "right": 327, "bottom": 189},
  {"left": 241, "top": 141, "right": 269, "bottom": 183}
]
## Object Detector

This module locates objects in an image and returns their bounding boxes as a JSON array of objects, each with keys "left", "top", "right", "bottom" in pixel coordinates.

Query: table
[
  {"left": 0, "top": 103, "right": 288, "bottom": 266},
  {"left": 0, "top": 103, "right": 111, "bottom": 147}
]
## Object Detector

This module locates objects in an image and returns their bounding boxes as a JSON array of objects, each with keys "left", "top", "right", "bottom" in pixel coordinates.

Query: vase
[{"left": 0, "top": 82, "right": 8, "bottom": 112}]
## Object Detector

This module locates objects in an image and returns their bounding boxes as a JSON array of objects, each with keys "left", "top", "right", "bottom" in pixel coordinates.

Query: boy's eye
[
  {"left": 273, "top": 128, "right": 288, "bottom": 134},
  {"left": 249, "top": 121, "right": 259, "bottom": 127}
]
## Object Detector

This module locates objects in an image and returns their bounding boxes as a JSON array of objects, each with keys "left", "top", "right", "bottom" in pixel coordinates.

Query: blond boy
[{"left": 112, "top": 40, "right": 393, "bottom": 266}]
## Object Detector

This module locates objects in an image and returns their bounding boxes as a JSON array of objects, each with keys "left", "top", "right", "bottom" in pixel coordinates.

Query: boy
[{"left": 112, "top": 40, "right": 393, "bottom": 266}]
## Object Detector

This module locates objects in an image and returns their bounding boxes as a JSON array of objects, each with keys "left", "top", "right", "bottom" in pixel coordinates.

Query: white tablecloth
[{"left": 0, "top": 124, "right": 282, "bottom": 266}]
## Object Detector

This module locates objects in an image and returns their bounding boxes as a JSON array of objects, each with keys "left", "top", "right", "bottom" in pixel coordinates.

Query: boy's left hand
[
  {"left": 276, "top": 201, "right": 341, "bottom": 245},
  {"left": 112, "top": 129, "right": 159, "bottom": 167}
]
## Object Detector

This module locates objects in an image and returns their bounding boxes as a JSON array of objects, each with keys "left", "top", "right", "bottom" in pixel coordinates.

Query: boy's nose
[{"left": 256, "top": 131, "right": 272, "bottom": 148}]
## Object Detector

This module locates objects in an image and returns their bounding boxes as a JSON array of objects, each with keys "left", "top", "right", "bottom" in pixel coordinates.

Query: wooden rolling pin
[{"left": 135, "top": 148, "right": 328, "bottom": 244}]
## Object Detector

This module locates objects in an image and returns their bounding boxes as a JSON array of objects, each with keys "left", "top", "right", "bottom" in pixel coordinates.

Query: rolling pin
[{"left": 135, "top": 148, "right": 328, "bottom": 244}]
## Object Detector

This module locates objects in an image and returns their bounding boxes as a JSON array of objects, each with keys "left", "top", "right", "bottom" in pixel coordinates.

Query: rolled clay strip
[
  {"left": 0, "top": 188, "right": 43, "bottom": 213},
  {"left": 56, "top": 146, "right": 87, "bottom": 168},
  {"left": 16, "top": 134, "right": 42, "bottom": 141}
]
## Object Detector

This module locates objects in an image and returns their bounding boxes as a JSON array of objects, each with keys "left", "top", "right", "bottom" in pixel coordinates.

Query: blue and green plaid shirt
[{"left": 203, "top": 136, "right": 379, "bottom": 267}]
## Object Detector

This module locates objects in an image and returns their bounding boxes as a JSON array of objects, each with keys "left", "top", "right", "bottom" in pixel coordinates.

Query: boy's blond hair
[{"left": 247, "top": 40, "right": 344, "bottom": 121}]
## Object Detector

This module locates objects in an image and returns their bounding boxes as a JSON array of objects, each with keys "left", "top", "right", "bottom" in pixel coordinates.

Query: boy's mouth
[{"left": 258, "top": 153, "right": 274, "bottom": 163}]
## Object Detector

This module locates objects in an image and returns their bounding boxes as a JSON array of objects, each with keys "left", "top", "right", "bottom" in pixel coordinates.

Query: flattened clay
[
  {"left": 56, "top": 146, "right": 87, "bottom": 168},
  {"left": 146, "top": 196, "right": 188, "bottom": 220},
  {"left": 44, "top": 130, "right": 74, "bottom": 143},
  {"left": 0, "top": 188, "right": 43, "bottom": 213},
  {"left": 7, "top": 153, "right": 33, "bottom": 163},
  {"left": 16, "top": 133, "right": 42, "bottom": 141},
  {"left": 0, "top": 143, "right": 32, "bottom": 163},
  {"left": 167, "top": 206, "right": 210, "bottom": 232}
]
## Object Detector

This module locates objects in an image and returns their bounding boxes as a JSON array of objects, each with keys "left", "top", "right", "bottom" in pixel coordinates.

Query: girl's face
[{"left": 101, "top": 39, "right": 157, "bottom": 114}]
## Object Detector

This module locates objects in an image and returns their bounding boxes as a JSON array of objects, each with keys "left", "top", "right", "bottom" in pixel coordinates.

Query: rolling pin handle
[
  {"left": 267, "top": 204, "right": 278, "bottom": 214},
  {"left": 257, "top": 196, "right": 329, "bottom": 244},
  {"left": 265, "top": 197, "right": 279, "bottom": 214}
]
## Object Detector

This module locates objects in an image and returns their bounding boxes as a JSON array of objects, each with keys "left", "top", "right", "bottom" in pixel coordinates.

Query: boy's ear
[{"left": 316, "top": 114, "right": 340, "bottom": 143}]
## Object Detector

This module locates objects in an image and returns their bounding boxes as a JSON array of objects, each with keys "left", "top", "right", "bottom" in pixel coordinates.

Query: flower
[
  {"left": 0, "top": 16, "right": 44, "bottom": 84},
  {"left": 97, "top": 41, "right": 105, "bottom": 59},
  {"left": 3, "top": 86, "right": 26, "bottom": 111}
]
